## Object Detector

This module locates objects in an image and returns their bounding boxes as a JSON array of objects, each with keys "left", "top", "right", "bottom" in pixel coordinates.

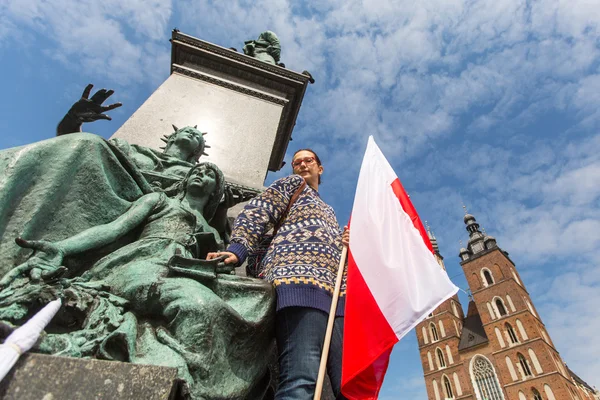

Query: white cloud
[{"left": 2, "top": 0, "right": 172, "bottom": 86}]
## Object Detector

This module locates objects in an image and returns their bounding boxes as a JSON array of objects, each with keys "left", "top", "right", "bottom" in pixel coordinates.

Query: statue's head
[
  {"left": 161, "top": 125, "right": 209, "bottom": 163},
  {"left": 175, "top": 162, "right": 225, "bottom": 221}
]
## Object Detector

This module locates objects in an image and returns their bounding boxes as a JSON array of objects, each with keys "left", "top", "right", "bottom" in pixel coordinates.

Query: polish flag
[{"left": 341, "top": 136, "right": 458, "bottom": 399}]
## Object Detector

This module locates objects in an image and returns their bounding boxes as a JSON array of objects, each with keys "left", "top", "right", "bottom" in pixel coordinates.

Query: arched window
[
  {"left": 553, "top": 353, "right": 567, "bottom": 376},
  {"left": 446, "top": 345, "right": 454, "bottom": 364},
  {"left": 453, "top": 373, "right": 462, "bottom": 396},
  {"left": 544, "top": 384, "right": 557, "bottom": 400},
  {"left": 518, "top": 353, "right": 532, "bottom": 377},
  {"left": 511, "top": 268, "right": 522, "bottom": 285},
  {"left": 437, "top": 348, "right": 446, "bottom": 368},
  {"left": 505, "top": 356, "right": 518, "bottom": 381},
  {"left": 516, "top": 319, "right": 529, "bottom": 340},
  {"left": 540, "top": 328, "right": 549, "bottom": 344},
  {"left": 427, "top": 351, "right": 434, "bottom": 371},
  {"left": 528, "top": 348, "right": 543, "bottom": 374},
  {"left": 518, "top": 391, "right": 527, "bottom": 400},
  {"left": 431, "top": 323, "right": 439, "bottom": 341},
  {"left": 525, "top": 299, "right": 537, "bottom": 317},
  {"left": 439, "top": 320, "right": 446, "bottom": 337},
  {"left": 495, "top": 327, "right": 505, "bottom": 348},
  {"left": 470, "top": 355, "right": 504, "bottom": 400},
  {"left": 495, "top": 298, "right": 507, "bottom": 317},
  {"left": 452, "top": 301, "right": 459, "bottom": 318},
  {"left": 506, "top": 323, "right": 518, "bottom": 344},
  {"left": 433, "top": 379, "right": 441, "bottom": 400},
  {"left": 487, "top": 302, "right": 496, "bottom": 320},
  {"left": 422, "top": 326, "right": 429, "bottom": 344},
  {"left": 482, "top": 268, "right": 495, "bottom": 286},
  {"left": 532, "top": 388, "right": 543, "bottom": 400},
  {"left": 506, "top": 294, "right": 516, "bottom": 312},
  {"left": 443, "top": 375, "right": 454, "bottom": 399}
]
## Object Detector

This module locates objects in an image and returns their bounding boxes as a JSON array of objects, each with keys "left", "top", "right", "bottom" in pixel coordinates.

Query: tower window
[
  {"left": 437, "top": 348, "right": 446, "bottom": 368},
  {"left": 483, "top": 269, "right": 494, "bottom": 285},
  {"left": 451, "top": 301, "right": 459, "bottom": 318},
  {"left": 518, "top": 353, "right": 532, "bottom": 377},
  {"left": 471, "top": 355, "right": 503, "bottom": 400},
  {"left": 506, "top": 323, "right": 519, "bottom": 344},
  {"left": 430, "top": 323, "right": 439, "bottom": 342},
  {"left": 443, "top": 376, "right": 454, "bottom": 398},
  {"left": 495, "top": 298, "right": 507, "bottom": 317},
  {"left": 532, "top": 389, "right": 542, "bottom": 400}
]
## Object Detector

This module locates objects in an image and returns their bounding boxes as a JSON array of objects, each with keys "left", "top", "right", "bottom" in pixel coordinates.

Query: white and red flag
[{"left": 341, "top": 136, "right": 458, "bottom": 399}]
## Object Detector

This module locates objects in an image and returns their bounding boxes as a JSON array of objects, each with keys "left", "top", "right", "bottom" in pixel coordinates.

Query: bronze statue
[
  {"left": 243, "top": 31, "right": 282, "bottom": 66},
  {"left": 0, "top": 163, "right": 274, "bottom": 399}
]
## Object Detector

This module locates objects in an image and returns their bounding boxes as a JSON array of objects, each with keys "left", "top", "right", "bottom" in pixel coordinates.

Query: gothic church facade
[{"left": 416, "top": 214, "right": 598, "bottom": 400}]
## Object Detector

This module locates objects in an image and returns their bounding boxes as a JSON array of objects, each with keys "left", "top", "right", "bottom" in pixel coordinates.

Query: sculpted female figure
[
  {"left": 0, "top": 163, "right": 275, "bottom": 399},
  {"left": 4, "top": 162, "right": 225, "bottom": 286},
  {"left": 109, "top": 125, "right": 209, "bottom": 185}
]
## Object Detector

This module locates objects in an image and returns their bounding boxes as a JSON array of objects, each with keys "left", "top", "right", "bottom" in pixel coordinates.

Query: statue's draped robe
[
  {"left": 0, "top": 133, "right": 275, "bottom": 399},
  {"left": 0, "top": 133, "right": 149, "bottom": 277}
]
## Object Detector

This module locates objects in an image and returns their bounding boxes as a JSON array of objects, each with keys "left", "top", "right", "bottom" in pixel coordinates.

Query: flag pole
[{"left": 314, "top": 245, "right": 348, "bottom": 400}]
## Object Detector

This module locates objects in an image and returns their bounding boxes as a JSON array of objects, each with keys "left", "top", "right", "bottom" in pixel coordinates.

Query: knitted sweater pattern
[{"left": 227, "top": 175, "right": 346, "bottom": 316}]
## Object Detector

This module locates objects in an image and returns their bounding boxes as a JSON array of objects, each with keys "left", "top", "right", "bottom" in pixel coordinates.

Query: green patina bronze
[
  {"left": 0, "top": 128, "right": 275, "bottom": 399},
  {"left": 243, "top": 31, "right": 282, "bottom": 65}
]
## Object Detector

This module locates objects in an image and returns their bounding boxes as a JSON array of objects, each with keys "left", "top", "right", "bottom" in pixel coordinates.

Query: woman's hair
[
  {"left": 166, "top": 162, "right": 225, "bottom": 221},
  {"left": 163, "top": 126, "right": 207, "bottom": 163},
  {"left": 292, "top": 148, "right": 322, "bottom": 184}
]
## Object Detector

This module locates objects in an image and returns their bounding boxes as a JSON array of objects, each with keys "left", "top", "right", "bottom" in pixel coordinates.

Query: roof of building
[
  {"left": 458, "top": 301, "right": 489, "bottom": 351},
  {"left": 567, "top": 365, "right": 596, "bottom": 392}
]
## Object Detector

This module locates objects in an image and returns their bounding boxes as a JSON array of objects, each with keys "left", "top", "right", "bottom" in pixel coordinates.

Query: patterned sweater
[{"left": 227, "top": 175, "right": 346, "bottom": 316}]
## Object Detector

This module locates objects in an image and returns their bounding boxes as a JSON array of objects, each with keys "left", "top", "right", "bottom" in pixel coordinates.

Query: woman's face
[
  {"left": 186, "top": 165, "right": 217, "bottom": 196},
  {"left": 174, "top": 128, "right": 204, "bottom": 155},
  {"left": 292, "top": 150, "right": 322, "bottom": 188}
]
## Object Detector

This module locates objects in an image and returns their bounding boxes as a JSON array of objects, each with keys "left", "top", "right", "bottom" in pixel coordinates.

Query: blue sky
[{"left": 1, "top": 0, "right": 599, "bottom": 397}]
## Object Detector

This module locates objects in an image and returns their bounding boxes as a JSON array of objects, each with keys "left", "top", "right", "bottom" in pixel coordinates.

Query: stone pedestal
[
  {"left": 111, "top": 30, "right": 311, "bottom": 189},
  {"left": 0, "top": 353, "right": 180, "bottom": 400}
]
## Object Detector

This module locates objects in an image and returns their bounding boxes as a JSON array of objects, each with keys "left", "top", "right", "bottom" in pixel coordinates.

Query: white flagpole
[
  {"left": 314, "top": 246, "right": 347, "bottom": 400},
  {"left": 0, "top": 299, "right": 62, "bottom": 382}
]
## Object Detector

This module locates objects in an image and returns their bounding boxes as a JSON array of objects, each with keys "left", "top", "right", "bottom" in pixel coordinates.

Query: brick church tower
[{"left": 415, "top": 213, "right": 598, "bottom": 400}]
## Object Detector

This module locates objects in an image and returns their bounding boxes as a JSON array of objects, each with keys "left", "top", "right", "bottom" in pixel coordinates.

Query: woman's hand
[
  {"left": 206, "top": 251, "right": 239, "bottom": 265},
  {"left": 342, "top": 226, "right": 350, "bottom": 247},
  {"left": 0, "top": 238, "right": 66, "bottom": 289}
]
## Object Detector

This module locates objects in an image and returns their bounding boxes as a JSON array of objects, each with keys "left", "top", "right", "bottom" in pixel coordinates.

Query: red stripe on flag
[
  {"left": 341, "top": 249, "right": 398, "bottom": 400},
  {"left": 390, "top": 178, "right": 434, "bottom": 254}
]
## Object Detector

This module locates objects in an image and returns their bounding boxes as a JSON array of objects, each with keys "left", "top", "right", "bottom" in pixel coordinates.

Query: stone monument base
[{"left": 0, "top": 353, "right": 181, "bottom": 400}]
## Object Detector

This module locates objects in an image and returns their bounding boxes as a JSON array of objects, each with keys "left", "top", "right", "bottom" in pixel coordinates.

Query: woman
[{"left": 208, "top": 149, "right": 349, "bottom": 400}]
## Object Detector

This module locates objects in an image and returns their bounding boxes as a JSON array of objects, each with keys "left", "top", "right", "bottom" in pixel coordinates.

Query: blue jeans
[{"left": 275, "top": 307, "right": 346, "bottom": 400}]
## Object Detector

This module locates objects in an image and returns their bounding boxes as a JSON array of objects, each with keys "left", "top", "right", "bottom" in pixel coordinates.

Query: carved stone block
[{"left": 0, "top": 353, "right": 180, "bottom": 400}]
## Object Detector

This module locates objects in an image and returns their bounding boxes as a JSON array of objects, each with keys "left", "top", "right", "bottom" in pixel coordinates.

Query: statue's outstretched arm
[
  {"left": 56, "top": 84, "right": 122, "bottom": 136},
  {"left": 57, "top": 192, "right": 160, "bottom": 255},
  {"left": 0, "top": 193, "right": 161, "bottom": 289}
]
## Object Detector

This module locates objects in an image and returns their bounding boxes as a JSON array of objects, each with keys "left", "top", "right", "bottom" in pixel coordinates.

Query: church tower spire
[
  {"left": 426, "top": 221, "right": 443, "bottom": 264},
  {"left": 459, "top": 210, "right": 498, "bottom": 262}
]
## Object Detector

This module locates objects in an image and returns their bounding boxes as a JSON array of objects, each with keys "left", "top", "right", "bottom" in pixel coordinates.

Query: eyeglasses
[{"left": 292, "top": 157, "right": 316, "bottom": 168}]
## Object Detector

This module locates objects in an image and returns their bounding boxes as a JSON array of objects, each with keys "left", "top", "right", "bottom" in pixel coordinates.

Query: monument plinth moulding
[{"left": 111, "top": 29, "right": 312, "bottom": 189}]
